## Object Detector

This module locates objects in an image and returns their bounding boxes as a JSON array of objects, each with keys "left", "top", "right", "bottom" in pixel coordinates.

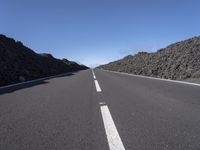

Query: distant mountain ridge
[
  {"left": 0, "top": 34, "right": 88, "bottom": 86},
  {"left": 98, "top": 36, "right": 200, "bottom": 80}
]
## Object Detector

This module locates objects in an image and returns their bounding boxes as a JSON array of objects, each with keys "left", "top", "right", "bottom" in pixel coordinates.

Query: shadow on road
[{"left": 0, "top": 72, "right": 75, "bottom": 95}]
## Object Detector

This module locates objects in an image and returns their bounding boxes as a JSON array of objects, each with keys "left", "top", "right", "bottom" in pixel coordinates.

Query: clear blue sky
[{"left": 1, "top": 0, "right": 200, "bottom": 67}]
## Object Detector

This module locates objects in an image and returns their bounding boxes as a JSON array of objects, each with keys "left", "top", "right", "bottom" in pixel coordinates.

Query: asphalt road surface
[{"left": 0, "top": 69, "right": 200, "bottom": 150}]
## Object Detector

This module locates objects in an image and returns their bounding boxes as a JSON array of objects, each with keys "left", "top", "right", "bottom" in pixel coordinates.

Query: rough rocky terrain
[
  {"left": 98, "top": 36, "right": 200, "bottom": 80},
  {"left": 0, "top": 34, "right": 88, "bottom": 86}
]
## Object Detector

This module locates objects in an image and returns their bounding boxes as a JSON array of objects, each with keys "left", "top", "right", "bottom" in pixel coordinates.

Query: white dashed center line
[
  {"left": 92, "top": 70, "right": 125, "bottom": 150},
  {"left": 100, "top": 103, "right": 125, "bottom": 150},
  {"left": 94, "top": 80, "right": 102, "bottom": 92},
  {"left": 92, "top": 70, "right": 101, "bottom": 92}
]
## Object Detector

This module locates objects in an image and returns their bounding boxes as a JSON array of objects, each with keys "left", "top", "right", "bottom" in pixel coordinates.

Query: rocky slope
[
  {"left": 98, "top": 36, "right": 200, "bottom": 80},
  {"left": 0, "top": 34, "right": 88, "bottom": 86}
]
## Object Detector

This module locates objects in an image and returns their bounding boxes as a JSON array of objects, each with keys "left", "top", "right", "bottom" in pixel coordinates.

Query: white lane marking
[
  {"left": 92, "top": 69, "right": 96, "bottom": 79},
  {"left": 100, "top": 105, "right": 125, "bottom": 150},
  {"left": 99, "top": 102, "right": 106, "bottom": 105},
  {"left": 94, "top": 80, "right": 102, "bottom": 92},
  {"left": 101, "top": 69, "right": 200, "bottom": 87},
  {"left": 92, "top": 69, "right": 95, "bottom": 76}
]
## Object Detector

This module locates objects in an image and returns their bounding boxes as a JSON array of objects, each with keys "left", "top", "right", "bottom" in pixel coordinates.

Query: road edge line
[
  {"left": 0, "top": 70, "right": 81, "bottom": 89},
  {"left": 99, "top": 69, "right": 200, "bottom": 87}
]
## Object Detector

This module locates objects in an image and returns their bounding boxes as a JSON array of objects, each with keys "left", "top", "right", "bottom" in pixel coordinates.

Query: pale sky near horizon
[{"left": 1, "top": 0, "right": 200, "bottom": 67}]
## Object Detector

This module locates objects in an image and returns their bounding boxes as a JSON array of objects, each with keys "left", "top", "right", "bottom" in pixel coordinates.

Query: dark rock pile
[
  {"left": 0, "top": 34, "right": 89, "bottom": 86},
  {"left": 62, "top": 59, "right": 88, "bottom": 71},
  {"left": 98, "top": 36, "right": 200, "bottom": 80}
]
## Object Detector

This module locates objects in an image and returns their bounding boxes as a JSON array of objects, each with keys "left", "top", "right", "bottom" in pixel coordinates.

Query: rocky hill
[
  {"left": 98, "top": 36, "right": 200, "bottom": 80},
  {"left": 0, "top": 34, "right": 89, "bottom": 86}
]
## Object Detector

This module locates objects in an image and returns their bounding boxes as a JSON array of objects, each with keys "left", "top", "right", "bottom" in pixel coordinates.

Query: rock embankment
[
  {"left": 0, "top": 34, "right": 88, "bottom": 86},
  {"left": 98, "top": 36, "right": 200, "bottom": 80}
]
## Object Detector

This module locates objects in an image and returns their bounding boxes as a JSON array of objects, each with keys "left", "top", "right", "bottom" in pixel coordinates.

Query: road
[{"left": 0, "top": 69, "right": 200, "bottom": 150}]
